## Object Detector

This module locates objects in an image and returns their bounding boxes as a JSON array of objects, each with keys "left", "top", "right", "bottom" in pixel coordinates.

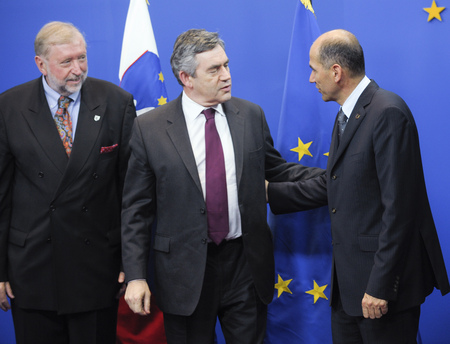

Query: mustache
[{"left": 66, "top": 72, "right": 87, "bottom": 83}]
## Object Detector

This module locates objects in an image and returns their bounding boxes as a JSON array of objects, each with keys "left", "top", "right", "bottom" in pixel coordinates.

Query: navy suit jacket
[
  {"left": 0, "top": 77, "right": 136, "bottom": 314},
  {"left": 269, "top": 81, "right": 449, "bottom": 316},
  {"left": 121, "top": 94, "right": 324, "bottom": 316}
]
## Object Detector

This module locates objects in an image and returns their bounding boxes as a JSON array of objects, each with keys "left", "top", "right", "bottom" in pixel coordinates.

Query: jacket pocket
[
  {"left": 8, "top": 228, "right": 28, "bottom": 247},
  {"left": 154, "top": 234, "right": 170, "bottom": 253}
]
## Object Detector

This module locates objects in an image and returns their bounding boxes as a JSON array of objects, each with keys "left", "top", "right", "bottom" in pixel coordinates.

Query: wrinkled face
[
  {"left": 187, "top": 45, "right": 232, "bottom": 107},
  {"left": 309, "top": 43, "right": 337, "bottom": 102},
  {"left": 35, "top": 35, "right": 88, "bottom": 96}
]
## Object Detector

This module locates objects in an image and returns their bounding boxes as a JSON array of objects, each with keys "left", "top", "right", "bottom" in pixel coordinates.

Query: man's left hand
[{"left": 362, "top": 293, "right": 388, "bottom": 319}]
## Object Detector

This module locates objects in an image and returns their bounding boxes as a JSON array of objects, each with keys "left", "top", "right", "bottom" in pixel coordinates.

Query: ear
[
  {"left": 35, "top": 56, "right": 48, "bottom": 76},
  {"left": 179, "top": 71, "right": 193, "bottom": 88},
  {"left": 331, "top": 64, "right": 342, "bottom": 82}
]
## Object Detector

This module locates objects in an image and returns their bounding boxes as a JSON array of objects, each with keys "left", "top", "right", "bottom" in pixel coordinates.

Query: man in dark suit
[
  {"left": 121, "top": 29, "right": 324, "bottom": 343},
  {"left": 0, "top": 22, "right": 136, "bottom": 343},
  {"left": 267, "top": 29, "right": 450, "bottom": 343}
]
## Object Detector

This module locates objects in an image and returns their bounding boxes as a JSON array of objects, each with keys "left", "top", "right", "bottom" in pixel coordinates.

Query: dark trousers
[
  {"left": 11, "top": 300, "right": 119, "bottom": 344},
  {"left": 331, "top": 296, "right": 420, "bottom": 344},
  {"left": 163, "top": 237, "right": 267, "bottom": 344}
]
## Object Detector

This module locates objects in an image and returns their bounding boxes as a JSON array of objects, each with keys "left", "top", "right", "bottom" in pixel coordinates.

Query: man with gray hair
[
  {"left": 121, "top": 28, "right": 324, "bottom": 343},
  {"left": 0, "top": 21, "right": 136, "bottom": 343}
]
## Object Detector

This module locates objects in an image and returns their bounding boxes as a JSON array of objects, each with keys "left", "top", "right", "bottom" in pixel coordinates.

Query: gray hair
[
  {"left": 35, "top": 21, "right": 86, "bottom": 58},
  {"left": 170, "top": 29, "right": 225, "bottom": 86},
  {"left": 318, "top": 30, "right": 365, "bottom": 78}
]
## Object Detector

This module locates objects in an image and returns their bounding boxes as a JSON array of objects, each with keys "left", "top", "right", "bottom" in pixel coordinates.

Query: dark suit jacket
[
  {"left": 269, "top": 81, "right": 449, "bottom": 316},
  {"left": 0, "top": 77, "right": 136, "bottom": 314},
  {"left": 121, "top": 94, "right": 324, "bottom": 316}
]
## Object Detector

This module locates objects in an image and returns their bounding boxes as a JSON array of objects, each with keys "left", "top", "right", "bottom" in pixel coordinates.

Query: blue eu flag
[{"left": 265, "top": 1, "right": 335, "bottom": 342}]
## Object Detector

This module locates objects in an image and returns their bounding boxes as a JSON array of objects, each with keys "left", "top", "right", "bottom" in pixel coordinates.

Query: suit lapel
[
  {"left": 166, "top": 96, "right": 203, "bottom": 194},
  {"left": 329, "top": 81, "right": 378, "bottom": 170},
  {"left": 222, "top": 100, "right": 244, "bottom": 186},
  {"left": 54, "top": 78, "right": 104, "bottom": 198},
  {"left": 22, "top": 78, "right": 69, "bottom": 174}
]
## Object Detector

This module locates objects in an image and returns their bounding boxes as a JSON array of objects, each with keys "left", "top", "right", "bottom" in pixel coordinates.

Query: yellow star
[
  {"left": 275, "top": 274, "right": 293, "bottom": 298},
  {"left": 323, "top": 152, "right": 329, "bottom": 157},
  {"left": 159, "top": 72, "right": 165, "bottom": 83},
  {"left": 305, "top": 280, "right": 328, "bottom": 304},
  {"left": 423, "top": 0, "right": 445, "bottom": 22},
  {"left": 157, "top": 96, "right": 167, "bottom": 106},
  {"left": 290, "top": 137, "right": 313, "bottom": 161}
]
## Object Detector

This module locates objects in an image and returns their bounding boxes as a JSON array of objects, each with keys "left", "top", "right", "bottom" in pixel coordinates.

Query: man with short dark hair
[{"left": 121, "top": 28, "right": 324, "bottom": 343}]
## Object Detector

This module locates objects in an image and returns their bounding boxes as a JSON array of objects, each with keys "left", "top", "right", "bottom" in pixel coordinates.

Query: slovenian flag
[{"left": 119, "top": 0, "right": 168, "bottom": 115}]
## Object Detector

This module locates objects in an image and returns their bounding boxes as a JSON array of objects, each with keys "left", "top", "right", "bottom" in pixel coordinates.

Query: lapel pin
[
  {"left": 355, "top": 114, "right": 361, "bottom": 119},
  {"left": 94, "top": 115, "right": 101, "bottom": 122}
]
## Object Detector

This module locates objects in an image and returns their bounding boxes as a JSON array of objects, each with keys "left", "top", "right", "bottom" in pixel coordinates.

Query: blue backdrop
[{"left": 0, "top": 1, "right": 449, "bottom": 343}]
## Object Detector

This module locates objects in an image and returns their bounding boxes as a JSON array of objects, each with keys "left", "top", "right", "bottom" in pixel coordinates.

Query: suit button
[
  {"left": 84, "top": 239, "right": 90, "bottom": 245},
  {"left": 200, "top": 208, "right": 206, "bottom": 214},
  {"left": 38, "top": 172, "right": 44, "bottom": 178},
  {"left": 46, "top": 237, "right": 52, "bottom": 243},
  {"left": 82, "top": 206, "right": 88, "bottom": 212},
  {"left": 50, "top": 205, "right": 56, "bottom": 212},
  {"left": 92, "top": 173, "right": 98, "bottom": 179},
  {"left": 201, "top": 238, "right": 207, "bottom": 244},
  {"left": 331, "top": 208, "right": 336, "bottom": 214},
  {"left": 332, "top": 175, "right": 337, "bottom": 180}
]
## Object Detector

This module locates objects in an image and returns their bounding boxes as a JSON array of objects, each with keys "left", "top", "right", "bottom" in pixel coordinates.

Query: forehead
[
  {"left": 195, "top": 45, "right": 228, "bottom": 68},
  {"left": 47, "top": 37, "right": 86, "bottom": 58},
  {"left": 309, "top": 40, "right": 320, "bottom": 59}
]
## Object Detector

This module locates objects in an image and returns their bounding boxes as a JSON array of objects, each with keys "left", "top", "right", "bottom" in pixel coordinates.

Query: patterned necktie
[
  {"left": 54, "top": 96, "right": 73, "bottom": 156},
  {"left": 337, "top": 108, "right": 348, "bottom": 138},
  {"left": 203, "top": 108, "right": 229, "bottom": 245}
]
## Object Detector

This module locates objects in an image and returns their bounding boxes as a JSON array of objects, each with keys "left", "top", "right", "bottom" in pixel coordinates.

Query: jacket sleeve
[
  {"left": 364, "top": 105, "right": 420, "bottom": 301},
  {"left": 0, "top": 103, "right": 14, "bottom": 282},
  {"left": 268, "top": 174, "right": 327, "bottom": 214},
  {"left": 121, "top": 118, "right": 155, "bottom": 283}
]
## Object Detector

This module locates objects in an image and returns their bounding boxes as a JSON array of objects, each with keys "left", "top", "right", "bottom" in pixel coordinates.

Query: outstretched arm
[{"left": 268, "top": 174, "right": 327, "bottom": 214}]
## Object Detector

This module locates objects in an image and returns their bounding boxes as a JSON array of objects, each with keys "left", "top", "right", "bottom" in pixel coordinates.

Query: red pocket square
[{"left": 100, "top": 144, "right": 118, "bottom": 154}]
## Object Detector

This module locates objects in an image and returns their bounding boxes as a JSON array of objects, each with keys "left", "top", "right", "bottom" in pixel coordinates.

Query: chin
[{"left": 221, "top": 93, "right": 232, "bottom": 102}]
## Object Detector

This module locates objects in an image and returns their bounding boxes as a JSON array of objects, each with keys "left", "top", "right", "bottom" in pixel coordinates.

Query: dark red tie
[{"left": 203, "top": 108, "right": 229, "bottom": 245}]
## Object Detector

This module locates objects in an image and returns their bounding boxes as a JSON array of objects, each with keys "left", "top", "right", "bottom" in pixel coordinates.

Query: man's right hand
[
  {"left": 0, "top": 281, "right": 14, "bottom": 312},
  {"left": 124, "top": 280, "right": 151, "bottom": 316}
]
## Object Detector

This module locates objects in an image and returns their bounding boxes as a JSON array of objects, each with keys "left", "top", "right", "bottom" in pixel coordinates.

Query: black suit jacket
[
  {"left": 121, "top": 94, "right": 324, "bottom": 316},
  {"left": 0, "top": 77, "right": 136, "bottom": 314},
  {"left": 269, "top": 81, "right": 450, "bottom": 316}
]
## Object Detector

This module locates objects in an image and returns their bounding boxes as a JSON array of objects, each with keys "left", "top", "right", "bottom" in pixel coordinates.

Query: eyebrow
[{"left": 208, "top": 59, "right": 229, "bottom": 71}]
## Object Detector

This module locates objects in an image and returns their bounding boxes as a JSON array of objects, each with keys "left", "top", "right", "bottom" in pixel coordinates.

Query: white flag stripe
[{"left": 119, "top": 0, "right": 159, "bottom": 81}]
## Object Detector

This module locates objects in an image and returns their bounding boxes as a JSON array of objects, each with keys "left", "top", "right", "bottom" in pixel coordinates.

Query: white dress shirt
[
  {"left": 342, "top": 75, "right": 371, "bottom": 118},
  {"left": 182, "top": 92, "right": 242, "bottom": 240}
]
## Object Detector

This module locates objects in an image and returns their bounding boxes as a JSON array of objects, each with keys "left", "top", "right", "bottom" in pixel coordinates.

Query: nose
[
  {"left": 219, "top": 66, "right": 231, "bottom": 80},
  {"left": 309, "top": 71, "right": 315, "bottom": 83},
  {"left": 71, "top": 60, "right": 83, "bottom": 75}
]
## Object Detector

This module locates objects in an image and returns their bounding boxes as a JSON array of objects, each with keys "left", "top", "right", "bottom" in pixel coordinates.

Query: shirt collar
[
  {"left": 342, "top": 75, "right": 370, "bottom": 117},
  {"left": 182, "top": 91, "right": 225, "bottom": 123}
]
